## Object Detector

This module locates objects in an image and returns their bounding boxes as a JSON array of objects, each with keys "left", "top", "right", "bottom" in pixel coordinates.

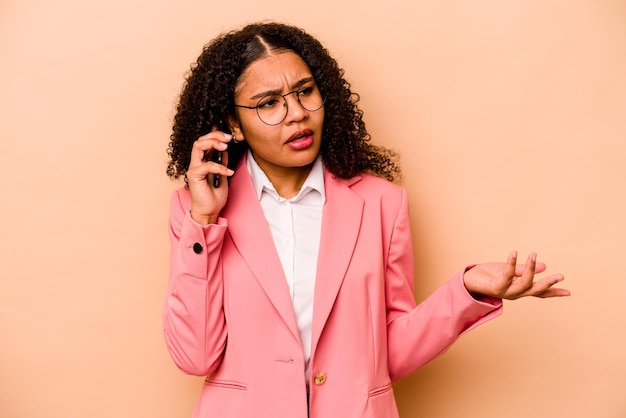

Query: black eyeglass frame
[{"left": 233, "top": 87, "right": 325, "bottom": 126}]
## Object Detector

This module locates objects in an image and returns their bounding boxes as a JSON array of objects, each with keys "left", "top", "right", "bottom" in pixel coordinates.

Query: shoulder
[
  {"left": 327, "top": 170, "right": 408, "bottom": 215},
  {"left": 351, "top": 172, "right": 406, "bottom": 202}
]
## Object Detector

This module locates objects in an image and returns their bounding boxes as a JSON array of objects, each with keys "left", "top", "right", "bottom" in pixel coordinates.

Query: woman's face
[{"left": 230, "top": 51, "right": 325, "bottom": 179}]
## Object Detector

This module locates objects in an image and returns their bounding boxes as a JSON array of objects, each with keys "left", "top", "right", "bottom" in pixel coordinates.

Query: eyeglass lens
[{"left": 256, "top": 86, "right": 324, "bottom": 125}]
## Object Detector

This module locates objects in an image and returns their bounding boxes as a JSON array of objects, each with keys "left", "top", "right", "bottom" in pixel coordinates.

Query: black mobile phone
[
  {"left": 211, "top": 150, "right": 223, "bottom": 188},
  {"left": 202, "top": 148, "right": 224, "bottom": 188},
  {"left": 202, "top": 122, "right": 228, "bottom": 188}
]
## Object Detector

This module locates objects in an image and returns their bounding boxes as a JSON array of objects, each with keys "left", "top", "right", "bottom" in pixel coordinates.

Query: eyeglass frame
[{"left": 233, "top": 85, "right": 325, "bottom": 126}]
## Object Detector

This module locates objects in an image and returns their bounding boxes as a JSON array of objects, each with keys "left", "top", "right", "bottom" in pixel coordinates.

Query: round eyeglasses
[{"left": 234, "top": 84, "right": 325, "bottom": 126}]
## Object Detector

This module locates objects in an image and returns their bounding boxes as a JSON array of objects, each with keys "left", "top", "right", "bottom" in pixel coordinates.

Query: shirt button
[
  {"left": 314, "top": 372, "right": 327, "bottom": 386},
  {"left": 193, "top": 243, "right": 203, "bottom": 254}
]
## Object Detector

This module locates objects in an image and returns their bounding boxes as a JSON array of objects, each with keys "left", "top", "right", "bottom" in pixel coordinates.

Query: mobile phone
[
  {"left": 211, "top": 150, "right": 223, "bottom": 188},
  {"left": 202, "top": 122, "right": 228, "bottom": 188}
]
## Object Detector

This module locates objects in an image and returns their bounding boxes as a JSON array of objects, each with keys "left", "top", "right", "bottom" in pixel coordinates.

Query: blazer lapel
[
  {"left": 221, "top": 159, "right": 301, "bottom": 344},
  {"left": 310, "top": 171, "right": 364, "bottom": 357}
]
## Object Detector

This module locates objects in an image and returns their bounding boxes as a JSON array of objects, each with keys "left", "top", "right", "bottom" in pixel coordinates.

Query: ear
[{"left": 227, "top": 114, "right": 244, "bottom": 141}]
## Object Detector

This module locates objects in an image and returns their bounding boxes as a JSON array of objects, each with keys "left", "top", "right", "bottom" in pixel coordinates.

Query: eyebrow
[{"left": 249, "top": 77, "right": 316, "bottom": 101}]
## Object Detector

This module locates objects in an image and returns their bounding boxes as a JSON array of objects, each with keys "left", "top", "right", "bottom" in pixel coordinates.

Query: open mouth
[
  {"left": 286, "top": 130, "right": 314, "bottom": 150},
  {"left": 287, "top": 129, "right": 314, "bottom": 143}
]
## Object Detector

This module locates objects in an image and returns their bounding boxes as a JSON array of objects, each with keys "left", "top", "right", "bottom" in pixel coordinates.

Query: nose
[{"left": 283, "top": 92, "right": 307, "bottom": 123}]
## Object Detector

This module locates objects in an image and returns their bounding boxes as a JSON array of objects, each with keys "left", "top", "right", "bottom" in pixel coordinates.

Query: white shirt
[{"left": 246, "top": 151, "right": 325, "bottom": 387}]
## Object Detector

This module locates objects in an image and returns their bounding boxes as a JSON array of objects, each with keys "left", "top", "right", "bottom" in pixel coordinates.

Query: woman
[{"left": 163, "top": 22, "right": 569, "bottom": 418}]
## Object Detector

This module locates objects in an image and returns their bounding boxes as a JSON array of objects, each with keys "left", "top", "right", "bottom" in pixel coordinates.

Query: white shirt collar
[{"left": 246, "top": 149, "right": 326, "bottom": 204}]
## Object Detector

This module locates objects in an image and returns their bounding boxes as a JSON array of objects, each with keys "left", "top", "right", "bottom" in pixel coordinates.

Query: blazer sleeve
[
  {"left": 162, "top": 188, "right": 228, "bottom": 376},
  {"left": 384, "top": 189, "right": 503, "bottom": 381}
]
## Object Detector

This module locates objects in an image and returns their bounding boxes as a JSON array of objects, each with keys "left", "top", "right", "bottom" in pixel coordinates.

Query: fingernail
[
  {"left": 226, "top": 169, "right": 235, "bottom": 175},
  {"left": 224, "top": 132, "right": 232, "bottom": 139}
]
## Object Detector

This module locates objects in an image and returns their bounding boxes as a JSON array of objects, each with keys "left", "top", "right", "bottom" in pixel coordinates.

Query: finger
[
  {"left": 199, "top": 129, "right": 232, "bottom": 145},
  {"left": 527, "top": 274, "right": 570, "bottom": 298},
  {"left": 493, "top": 251, "right": 518, "bottom": 295},
  {"left": 504, "top": 250, "right": 517, "bottom": 278},
  {"left": 190, "top": 131, "right": 232, "bottom": 165},
  {"left": 518, "top": 253, "right": 537, "bottom": 291},
  {"left": 535, "top": 287, "right": 571, "bottom": 298},
  {"left": 212, "top": 156, "right": 235, "bottom": 185},
  {"left": 514, "top": 261, "right": 546, "bottom": 276},
  {"left": 200, "top": 131, "right": 233, "bottom": 149},
  {"left": 506, "top": 253, "right": 537, "bottom": 298},
  {"left": 190, "top": 127, "right": 219, "bottom": 163},
  {"left": 210, "top": 150, "right": 235, "bottom": 188},
  {"left": 190, "top": 138, "right": 214, "bottom": 166}
]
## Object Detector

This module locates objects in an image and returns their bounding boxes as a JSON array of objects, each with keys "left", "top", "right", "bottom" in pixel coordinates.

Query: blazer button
[
  {"left": 193, "top": 243, "right": 203, "bottom": 254},
  {"left": 314, "top": 372, "right": 327, "bottom": 386}
]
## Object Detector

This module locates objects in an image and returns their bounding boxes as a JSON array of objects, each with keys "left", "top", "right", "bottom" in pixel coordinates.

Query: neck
[
  {"left": 267, "top": 166, "right": 312, "bottom": 199},
  {"left": 253, "top": 158, "right": 314, "bottom": 199}
]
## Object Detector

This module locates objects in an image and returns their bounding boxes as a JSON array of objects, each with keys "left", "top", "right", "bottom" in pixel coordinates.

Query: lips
[
  {"left": 287, "top": 129, "right": 314, "bottom": 143},
  {"left": 286, "top": 129, "right": 314, "bottom": 151},
  {"left": 285, "top": 129, "right": 313, "bottom": 151}
]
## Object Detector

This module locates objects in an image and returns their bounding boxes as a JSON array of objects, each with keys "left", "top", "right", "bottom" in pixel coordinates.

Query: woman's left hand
[{"left": 463, "top": 251, "right": 570, "bottom": 300}]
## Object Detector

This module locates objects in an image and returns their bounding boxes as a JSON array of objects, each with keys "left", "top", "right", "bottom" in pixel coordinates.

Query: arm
[
  {"left": 384, "top": 191, "right": 569, "bottom": 381},
  {"left": 384, "top": 190, "right": 502, "bottom": 381},
  {"left": 162, "top": 189, "right": 228, "bottom": 376}
]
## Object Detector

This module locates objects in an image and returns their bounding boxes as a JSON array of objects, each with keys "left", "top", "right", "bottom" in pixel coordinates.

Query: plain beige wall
[{"left": 1, "top": 0, "right": 624, "bottom": 417}]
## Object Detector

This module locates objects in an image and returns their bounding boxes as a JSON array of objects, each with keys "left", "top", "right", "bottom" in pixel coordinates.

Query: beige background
[{"left": 1, "top": 0, "right": 624, "bottom": 417}]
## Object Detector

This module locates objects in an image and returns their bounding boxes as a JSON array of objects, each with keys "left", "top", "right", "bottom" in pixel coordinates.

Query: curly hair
[{"left": 166, "top": 22, "right": 402, "bottom": 183}]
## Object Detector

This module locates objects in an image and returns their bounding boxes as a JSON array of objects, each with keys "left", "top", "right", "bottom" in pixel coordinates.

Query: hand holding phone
[{"left": 188, "top": 128, "right": 233, "bottom": 225}]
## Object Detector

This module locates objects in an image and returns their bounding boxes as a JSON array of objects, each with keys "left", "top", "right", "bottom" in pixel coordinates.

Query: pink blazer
[{"left": 163, "top": 155, "right": 502, "bottom": 418}]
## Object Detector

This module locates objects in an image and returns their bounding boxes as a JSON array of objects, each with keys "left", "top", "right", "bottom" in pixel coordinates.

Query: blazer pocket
[
  {"left": 204, "top": 378, "right": 248, "bottom": 391},
  {"left": 368, "top": 382, "right": 392, "bottom": 397}
]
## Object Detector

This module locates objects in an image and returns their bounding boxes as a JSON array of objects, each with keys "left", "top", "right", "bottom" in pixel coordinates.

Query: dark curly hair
[{"left": 166, "top": 21, "right": 402, "bottom": 183}]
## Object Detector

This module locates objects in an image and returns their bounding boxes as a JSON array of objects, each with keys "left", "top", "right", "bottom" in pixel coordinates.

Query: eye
[
  {"left": 298, "top": 86, "right": 314, "bottom": 96},
  {"left": 257, "top": 96, "right": 281, "bottom": 109}
]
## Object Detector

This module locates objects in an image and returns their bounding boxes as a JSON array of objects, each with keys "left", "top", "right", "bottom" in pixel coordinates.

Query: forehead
[{"left": 236, "top": 51, "right": 313, "bottom": 95}]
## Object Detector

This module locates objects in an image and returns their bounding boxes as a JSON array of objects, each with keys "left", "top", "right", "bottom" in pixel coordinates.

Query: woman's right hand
[{"left": 186, "top": 129, "right": 234, "bottom": 225}]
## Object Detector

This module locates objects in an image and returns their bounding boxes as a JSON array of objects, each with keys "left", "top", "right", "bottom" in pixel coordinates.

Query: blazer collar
[
  {"left": 221, "top": 155, "right": 301, "bottom": 343},
  {"left": 310, "top": 170, "right": 364, "bottom": 358}
]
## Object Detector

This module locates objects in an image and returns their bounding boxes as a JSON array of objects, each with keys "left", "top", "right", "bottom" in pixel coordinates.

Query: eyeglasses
[{"left": 234, "top": 84, "right": 324, "bottom": 126}]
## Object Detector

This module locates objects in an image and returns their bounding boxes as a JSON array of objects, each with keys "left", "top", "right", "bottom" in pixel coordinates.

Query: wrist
[
  {"left": 462, "top": 265, "right": 482, "bottom": 299},
  {"left": 190, "top": 210, "right": 218, "bottom": 226}
]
